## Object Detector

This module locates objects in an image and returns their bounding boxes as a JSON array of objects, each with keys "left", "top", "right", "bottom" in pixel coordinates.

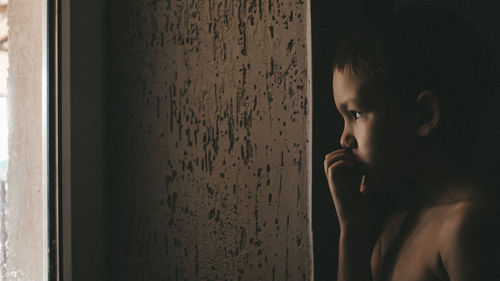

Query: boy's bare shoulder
[
  {"left": 438, "top": 184, "right": 499, "bottom": 238},
  {"left": 438, "top": 185, "right": 500, "bottom": 281},
  {"left": 372, "top": 184, "right": 500, "bottom": 281}
]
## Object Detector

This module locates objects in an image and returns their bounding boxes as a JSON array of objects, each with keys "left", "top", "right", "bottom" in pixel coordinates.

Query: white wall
[{"left": 6, "top": 0, "right": 46, "bottom": 280}]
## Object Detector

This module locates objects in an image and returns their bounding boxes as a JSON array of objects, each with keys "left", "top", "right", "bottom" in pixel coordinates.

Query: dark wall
[
  {"left": 66, "top": 0, "right": 107, "bottom": 279},
  {"left": 311, "top": 1, "right": 385, "bottom": 279}
]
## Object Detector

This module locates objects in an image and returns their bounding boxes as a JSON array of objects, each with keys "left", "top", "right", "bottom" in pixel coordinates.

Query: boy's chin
[{"left": 362, "top": 173, "right": 399, "bottom": 195}]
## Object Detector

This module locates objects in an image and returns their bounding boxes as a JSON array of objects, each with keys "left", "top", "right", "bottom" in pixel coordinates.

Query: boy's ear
[{"left": 416, "top": 90, "right": 440, "bottom": 137}]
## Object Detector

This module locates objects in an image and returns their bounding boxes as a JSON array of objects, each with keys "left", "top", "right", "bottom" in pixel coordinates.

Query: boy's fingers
[
  {"left": 325, "top": 150, "right": 354, "bottom": 164},
  {"left": 327, "top": 160, "right": 359, "bottom": 193},
  {"left": 327, "top": 159, "right": 355, "bottom": 176},
  {"left": 325, "top": 148, "right": 351, "bottom": 160},
  {"left": 324, "top": 154, "right": 355, "bottom": 172},
  {"left": 324, "top": 153, "right": 355, "bottom": 175},
  {"left": 325, "top": 159, "right": 359, "bottom": 184}
]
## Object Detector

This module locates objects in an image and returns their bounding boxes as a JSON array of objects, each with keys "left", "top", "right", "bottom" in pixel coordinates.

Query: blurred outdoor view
[
  {"left": 0, "top": 1, "right": 8, "bottom": 277},
  {"left": 0, "top": 0, "right": 7, "bottom": 196}
]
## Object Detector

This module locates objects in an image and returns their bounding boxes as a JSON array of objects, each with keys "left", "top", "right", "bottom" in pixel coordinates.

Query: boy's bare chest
[{"left": 372, "top": 209, "right": 449, "bottom": 281}]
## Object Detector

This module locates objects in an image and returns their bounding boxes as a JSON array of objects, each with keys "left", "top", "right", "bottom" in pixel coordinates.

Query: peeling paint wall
[{"left": 108, "top": 0, "right": 312, "bottom": 280}]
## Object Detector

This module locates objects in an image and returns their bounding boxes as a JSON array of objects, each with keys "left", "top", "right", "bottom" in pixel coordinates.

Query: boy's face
[{"left": 333, "top": 70, "right": 417, "bottom": 193}]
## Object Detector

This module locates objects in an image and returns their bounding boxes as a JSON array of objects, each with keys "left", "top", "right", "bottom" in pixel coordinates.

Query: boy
[{"left": 324, "top": 6, "right": 500, "bottom": 281}]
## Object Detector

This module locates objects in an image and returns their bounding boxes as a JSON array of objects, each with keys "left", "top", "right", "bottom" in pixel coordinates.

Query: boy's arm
[
  {"left": 338, "top": 226, "right": 375, "bottom": 281},
  {"left": 325, "top": 149, "right": 377, "bottom": 281},
  {"left": 440, "top": 201, "right": 500, "bottom": 281}
]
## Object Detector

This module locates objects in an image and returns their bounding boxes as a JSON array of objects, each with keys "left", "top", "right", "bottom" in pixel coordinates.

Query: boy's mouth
[{"left": 354, "top": 160, "right": 367, "bottom": 174}]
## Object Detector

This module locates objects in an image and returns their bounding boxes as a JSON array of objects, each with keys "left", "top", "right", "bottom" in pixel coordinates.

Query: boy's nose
[{"left": 340, "top": 130, "right": 357, "bottom": 149}]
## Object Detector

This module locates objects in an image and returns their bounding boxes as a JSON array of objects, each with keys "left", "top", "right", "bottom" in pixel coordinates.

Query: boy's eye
[{"left": 350, "top": 111, "right": 362, "bottom": 120}]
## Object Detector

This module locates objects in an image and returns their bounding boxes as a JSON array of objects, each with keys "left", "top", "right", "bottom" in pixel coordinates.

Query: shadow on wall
[{"left": 107, "top": 0, "right": 312, "bottom": 280}]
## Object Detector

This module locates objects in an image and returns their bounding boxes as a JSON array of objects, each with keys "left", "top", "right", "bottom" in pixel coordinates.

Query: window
[{"left": 1, "top": 0, "right": 54, "bottom": 279}]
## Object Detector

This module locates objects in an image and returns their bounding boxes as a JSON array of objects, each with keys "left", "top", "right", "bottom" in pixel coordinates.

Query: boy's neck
[
  {"left": 372, "top": 148, "right": 483, "bottom": 220},
  {"left": 402, "top": 154, "right": 479, "bottom": 209}
]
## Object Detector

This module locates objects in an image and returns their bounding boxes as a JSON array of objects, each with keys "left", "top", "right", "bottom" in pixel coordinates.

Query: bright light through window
[{"left": 0, "top": 0, "right": 7, "bottom": 182}]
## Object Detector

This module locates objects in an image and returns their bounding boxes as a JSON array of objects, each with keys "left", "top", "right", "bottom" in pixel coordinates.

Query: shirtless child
[{"left": 324, "top": 6, "right": 500, "bottom": 281}]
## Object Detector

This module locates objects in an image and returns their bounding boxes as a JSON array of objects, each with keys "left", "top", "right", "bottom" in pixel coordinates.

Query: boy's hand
[{"left": 324, "top": 148, "right": 374, "bottom": 232}]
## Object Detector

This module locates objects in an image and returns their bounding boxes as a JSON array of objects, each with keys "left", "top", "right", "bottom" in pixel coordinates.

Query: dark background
[{"left": 311, "top": 0, "right": 500, "bottom": 280}]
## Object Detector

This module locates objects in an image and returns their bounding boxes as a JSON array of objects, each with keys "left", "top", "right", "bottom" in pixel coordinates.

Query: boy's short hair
[{"left": 333, "top": 5, "right": 498, "bottom": 157}]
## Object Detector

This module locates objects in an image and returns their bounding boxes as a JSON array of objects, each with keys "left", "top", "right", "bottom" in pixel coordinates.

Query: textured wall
[{"left": 108, "top": 0, "right": 312, "bottom": 280}]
